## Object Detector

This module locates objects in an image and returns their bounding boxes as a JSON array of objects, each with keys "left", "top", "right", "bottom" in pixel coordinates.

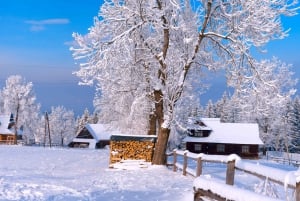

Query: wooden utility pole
[{"left": 44, "top": 112, "right": 51, "bottom": 147}]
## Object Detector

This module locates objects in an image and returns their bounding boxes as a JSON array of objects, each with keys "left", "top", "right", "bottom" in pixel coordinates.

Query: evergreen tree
[{"left": 205, "top": 100, "right": 217, "bottom": 118}]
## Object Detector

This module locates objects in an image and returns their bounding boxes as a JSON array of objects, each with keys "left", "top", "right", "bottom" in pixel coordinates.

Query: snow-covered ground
[
  {"left": 0, "top": 146, "right": 194, "bottom": 201},
  {"left": 0, "top": 145, "right": 298, "bottom": 201}
]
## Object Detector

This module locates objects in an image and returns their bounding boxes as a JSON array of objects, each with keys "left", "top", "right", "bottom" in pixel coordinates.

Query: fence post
[
  {"left": 173, "top": 150, "right": 177, "bottom": 172},
  {"left": 183, "top": 151, "right": 188, "bottom": 176},
  {"left": 226, "top": 159, "right": 235, "bottom": 185},
  {"left": 196, "top": 156, "right": 202, "bottom": 177},
  {"left": 296, "top": 180, "right": 300, "bottom": 201}
]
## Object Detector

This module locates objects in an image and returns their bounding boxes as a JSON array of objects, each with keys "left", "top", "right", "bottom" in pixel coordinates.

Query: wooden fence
[
  {"left": 166, "top": 150, "right": 300, "bottom": 201},
  {"left": 267, "top": 151, "right": 300, "bottom": 166}
]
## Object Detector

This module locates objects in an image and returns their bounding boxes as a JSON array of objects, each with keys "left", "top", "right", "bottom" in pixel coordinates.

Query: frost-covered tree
[
  {"left": 0, "top": 75, "right": 40, "bottom": 144},
  {"left": 291, "top": 97, "right": 300, "bottom": 152},
  {"left": 169, "top": 80, "right": 204, "bottom": 150},
  {"left": 32, "top": 116, "right": 46, "bottom": 145},
  {"left": 75, "top": 108, "right": 99, "bottom": 135},
  {"left": 281, "top": 99, "right": 298, "bottom": 153},
  {"left": 71, "top": 0, "right": 298, "bottom": 164},
  {"left": 205, "top": 100, "right": 218, "bottom": 118},
  {"left": 229, "top": 58, "right": 297, "bottom": 150},
  {"left": 48, "top": 106, "right": 76, "bottom": 146}
]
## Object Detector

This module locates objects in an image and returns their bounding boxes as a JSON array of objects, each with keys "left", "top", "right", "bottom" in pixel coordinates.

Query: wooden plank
[
  {"left": 173, "top": 150, "right": 177, "bottom": 172},
  {"left": 183, "top": 152, "right": 188, "bottom": 176},
  {"left": 196, "top": 157, "right": 202, "bottom": 177},
  {"left": 296, "top": 181, "right": 300, "bottom": 201},
  {"left": 226, "top": 160, "right": 235, "bottom": 185}
]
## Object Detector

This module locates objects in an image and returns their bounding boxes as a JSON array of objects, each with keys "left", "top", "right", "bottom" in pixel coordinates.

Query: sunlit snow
[
  {"left": 0, "top": 146, "right": 193, "bottom": 201},
  {"left": 0, "top": 145, "right": 298, "bottom": 200}
]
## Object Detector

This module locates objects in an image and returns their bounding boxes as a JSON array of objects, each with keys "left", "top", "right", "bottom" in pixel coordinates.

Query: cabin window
[
  {"left": 194, "top": 144, "right": 202, "bottom": 151},
  {"left": 216, "top": 144, "right": 225, "bottom": 153},
  {"left": 242, "top": 145, "right": 249, "bottom": 153},
  {"left": 194, "top": 130, "right": 203, "bottom": 137}
]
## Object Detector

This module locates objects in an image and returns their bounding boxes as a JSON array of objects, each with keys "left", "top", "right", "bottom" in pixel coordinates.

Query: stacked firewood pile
[{"left": 109, "top": 134, "right": 157, "bottom": 164}]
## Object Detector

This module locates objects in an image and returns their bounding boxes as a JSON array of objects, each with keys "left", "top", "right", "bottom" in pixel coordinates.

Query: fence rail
[
  {"left": 166, "top": 150, "right": 300, "bottom": 201},
  {"left": 267, "top": 151, "right": 300, "bottom": 166}
]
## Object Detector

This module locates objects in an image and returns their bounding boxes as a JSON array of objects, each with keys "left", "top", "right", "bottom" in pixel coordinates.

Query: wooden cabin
[
  {"left": 0, "top": 114, "right": 15, "bottom": 144},
  {"left": 183, "top": 118, "right": 263, "bottom": 159},
  {"left": 68, "top": 124, "right": 115, "bottom": 149}
]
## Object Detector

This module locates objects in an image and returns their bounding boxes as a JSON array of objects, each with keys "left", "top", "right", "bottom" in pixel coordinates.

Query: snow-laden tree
[
  {"left": 291, "top": 96, "right": 300, "bottom": 152},
  {"left": 0, "top": 75, "right": 40, "bottom": 144},
  {"left": 169, "top": 77, "right": 205, "bottom": 150},
  {"left": 228, "top": 58, "right": 297, "bottom": 150},
  {"left": 75, "top": 108, "right": 90, "bottom": 135},
  {"left": 280, "top": 99, "right": 298, "bottom": 153},
  {"left": 71, "top": 0, "right": 298, "bottom": 164},
  {"left": 75, "top": 108, "right": 100, "bottom": 135},
  {"left": 48, "top": 106, "right": 76, "bottom": 146}
]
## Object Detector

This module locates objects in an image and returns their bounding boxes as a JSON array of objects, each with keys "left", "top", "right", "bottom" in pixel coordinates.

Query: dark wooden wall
[{"left": 186, "top": 142, "right": 259, "bottom": 158}]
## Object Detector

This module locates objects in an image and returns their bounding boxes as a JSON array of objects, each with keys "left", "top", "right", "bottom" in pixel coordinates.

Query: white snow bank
[{"left": 193, "top": 175, "right": 282, "bottom": 201}]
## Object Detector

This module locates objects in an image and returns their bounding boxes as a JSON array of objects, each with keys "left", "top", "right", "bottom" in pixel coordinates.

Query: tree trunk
[
  {"left": 150, "top": 89, "right": 170, "bottom": 165},
  {"left": 14, "top": 103, "right": 20, "bottom": 145},
  {"left": 152, "top": 127, "right": 170, "bottom": 165},
  {"left": 148, "top": 114, "right": 156, "bottom": 135},
  {"left": 148, "top": 89, "right": 164, "bottom": 135}
]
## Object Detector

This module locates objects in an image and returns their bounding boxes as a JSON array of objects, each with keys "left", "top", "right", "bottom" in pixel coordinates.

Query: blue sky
[
  {"left": 0, "top": 0, "right": 103, "bottom": 115},
  {"left": 0, "top": 1, "right": 299, "bottom": 115}
]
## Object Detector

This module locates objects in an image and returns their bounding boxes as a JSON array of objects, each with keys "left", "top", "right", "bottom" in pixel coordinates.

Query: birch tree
[{"left": 71, "top": 0, "right": 298, "bottom": 164}]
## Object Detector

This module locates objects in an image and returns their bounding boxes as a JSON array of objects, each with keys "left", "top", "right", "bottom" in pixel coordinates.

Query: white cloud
[
  {"left": 64, "top": 40, "right": 78, "bottom": 47},
  {"left": 25, "top": 18, "right": 70, "bottom": 32}
]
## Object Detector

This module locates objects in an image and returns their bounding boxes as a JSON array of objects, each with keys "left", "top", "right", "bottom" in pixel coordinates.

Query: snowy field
[
  {"left": 0, "top": 146, "right": 298, "bottom": 201},
  {"left": 0, "top": 146, "right": 194, "bottom": 201}
]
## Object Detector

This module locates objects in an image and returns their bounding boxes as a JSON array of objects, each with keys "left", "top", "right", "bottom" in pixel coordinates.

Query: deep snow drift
[{"left": 0, "top": 146, "right": 194, "bottom": 201}]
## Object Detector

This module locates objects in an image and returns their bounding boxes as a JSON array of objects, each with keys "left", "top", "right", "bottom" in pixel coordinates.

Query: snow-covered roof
[
  {"left": 85, "top": 124, "right": 117, "bottom": 141},
  {"left": 183, "top": 118, "right": 263, "bottom": 145},
  {"left": 186, "top": 117, "right": 212, "bottom": 131},
  {"left": 0, "top": 114, "right": 14, "bottom": 135}
]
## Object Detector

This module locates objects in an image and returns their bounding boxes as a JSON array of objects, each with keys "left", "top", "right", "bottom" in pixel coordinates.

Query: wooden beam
[{"left": 226, "top": 160, "right": 235, "bottom": 185}]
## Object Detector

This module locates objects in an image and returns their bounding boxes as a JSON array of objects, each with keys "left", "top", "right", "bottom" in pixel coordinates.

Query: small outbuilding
[
  {"left": 183, "top": 118, "right": 263, "bottom": 158},
  {"left": 0, "top": 114, "right": 15, "bottom": 144},
  {"left": 68, "top": 124, "right": 114, "bottom": 149}
]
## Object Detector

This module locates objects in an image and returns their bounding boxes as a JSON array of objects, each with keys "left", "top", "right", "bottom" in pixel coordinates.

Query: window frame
[
  {"left": 216, "top": 144, "right": 225, "bottom": 153},
  {"left": 241, "top": 145, "right": 250, "bottom": 153},
  {"left": 194, "top": 144, "right": 202, "bottom": 152}
]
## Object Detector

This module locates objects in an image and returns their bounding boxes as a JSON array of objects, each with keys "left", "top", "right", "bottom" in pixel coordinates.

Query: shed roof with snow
[
  {"left": 86, "top": 124, "right": 113, "bottom": 141},
  {"left": 183, "top": 118, "right": 263, "bottom": 145},
  {"left": 70, "top": 124, "right": 119, "bottom": 149}
]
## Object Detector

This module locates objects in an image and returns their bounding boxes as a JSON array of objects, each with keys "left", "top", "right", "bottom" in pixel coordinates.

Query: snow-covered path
[{"left": 0, "top": 146, "right": 194, "bottom": 201}]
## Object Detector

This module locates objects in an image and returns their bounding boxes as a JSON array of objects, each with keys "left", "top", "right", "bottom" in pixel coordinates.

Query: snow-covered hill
[{"left": 0, "top": 146, "right": 193, "bottom": 201}]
